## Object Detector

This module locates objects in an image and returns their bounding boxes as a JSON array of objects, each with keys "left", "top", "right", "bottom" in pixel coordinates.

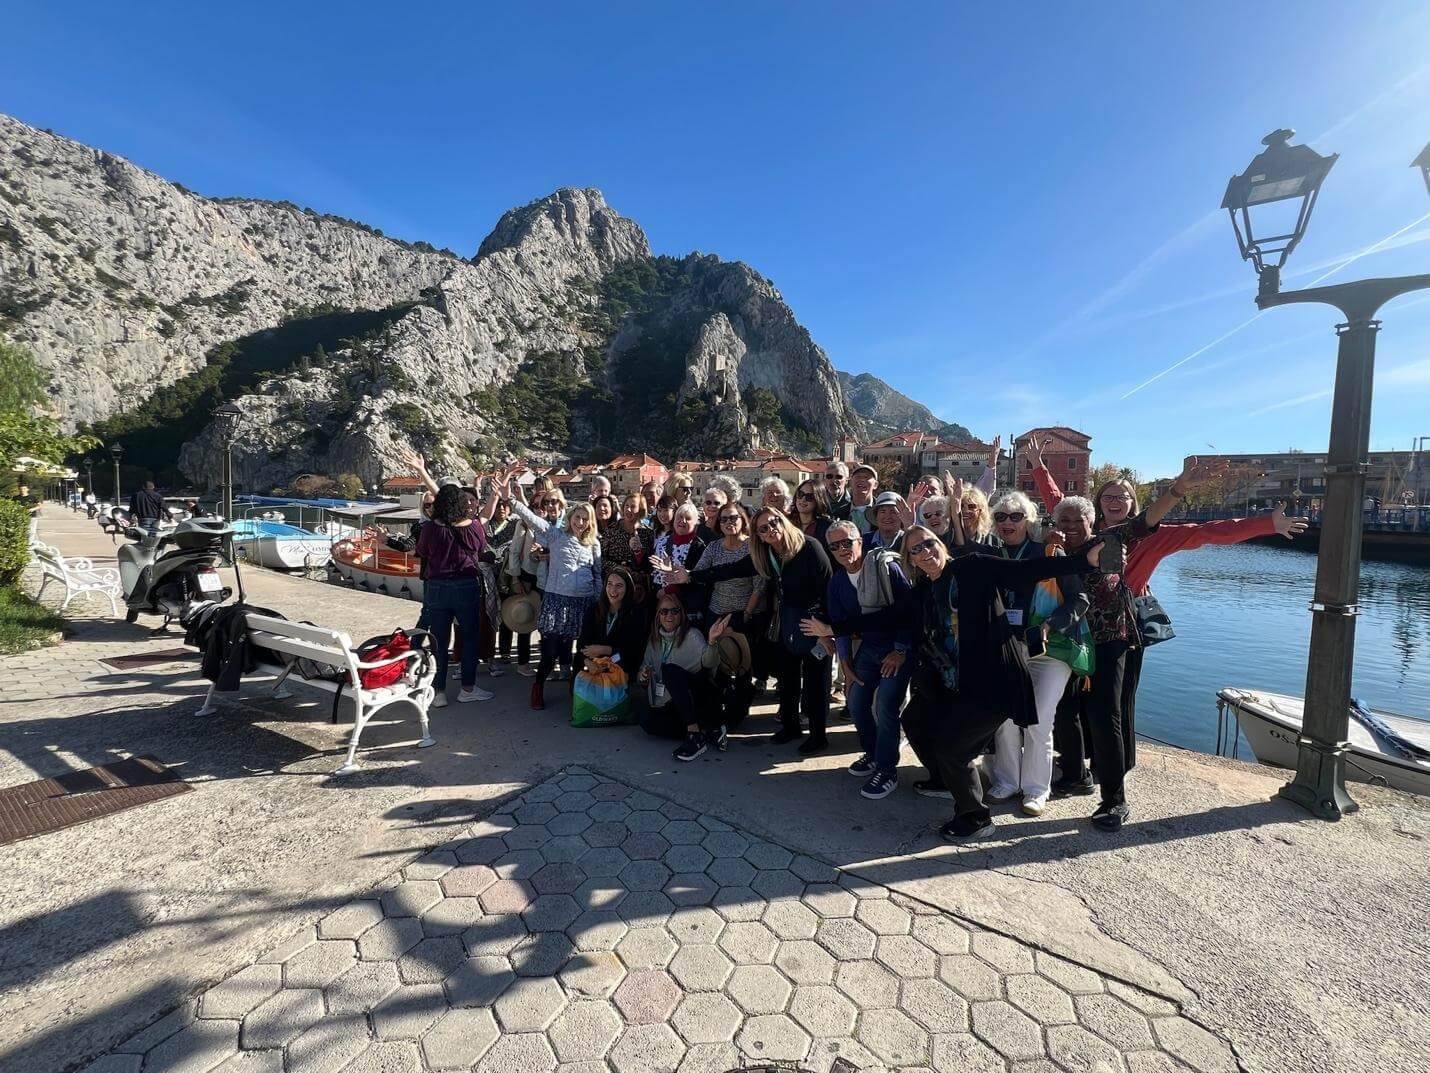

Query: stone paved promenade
[{"left": 4, "top": 509, "right": 1428, "bottom": 1073}]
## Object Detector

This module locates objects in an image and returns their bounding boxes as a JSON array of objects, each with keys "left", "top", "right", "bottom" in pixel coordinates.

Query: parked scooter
[{"left": 118, "top": 517, "right": 235, "bottom": 629}]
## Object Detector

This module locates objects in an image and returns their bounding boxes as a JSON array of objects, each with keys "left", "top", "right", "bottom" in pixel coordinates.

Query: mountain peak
[{"left": 474, "top": 187, "right": 650, "bottom": 266}]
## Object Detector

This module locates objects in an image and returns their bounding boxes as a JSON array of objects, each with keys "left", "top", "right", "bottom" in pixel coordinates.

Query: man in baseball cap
[{"left": 849, "top": 464, "right": 879, "bottom": 534}]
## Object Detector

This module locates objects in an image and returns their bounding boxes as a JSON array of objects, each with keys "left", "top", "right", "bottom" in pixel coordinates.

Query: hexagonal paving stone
[
  {"left": 542, "top": 830, "right": 592, "bottom": 857},
  {"left": 560, "top": 772, "right": 599, "bottom": 791},
  {"left": 668, "top": 906, "right": 724, "bottom": 944},
  {"left": 523, "top": 894, "right": 583, "bottom": 933},
  {"left": 705, "top": 856, "right": 756, "bottom": 889},
  {"left": 514, "top": 801, "right": 558, "bottom": 825},
  {"left": 1075, "top": 992, "right": 1156, "bottom": 1049},
  {"left": 493, "top": 850, "right": 546, "bottom": 880},
  {"left": 774, "top": 939, "right": 837, "bottom": 985},
  {"left": 716, "top": 920, "right": 778, "bottom": 964},
  {"left": 735, "top": 1014, "right": 811, "bottom": 1063},
  {"left": 555, "top": 790, "right": 596, "bottom": 813},
  {"left": 854, "top": 898, "right": 913, "bottom": 936},
  {"left": 462, "top": 914, "right": 529, "bottom": 957},
  {"left": 834, "top": 959, "right": 900, "bottom": 1008},
  {"left": 441, "top": 865, "right": 499, "bottom": 897},
  {"left": 469, "top": 814, "right": 517, "bottom": 838},
  {"left": 319, "top": 901, "right": 386, "bottom": 940},
  {"left": 626, "top": 809, "right": 669, "bottom": 833},
  {"left": 530, "top": 861, "right": 586, "bottom": 895},
  {"left": 443, "top": 956, "right": 516, "bottom": 1008},
  {"left": 397, "top": 935, "right": 466, "bottom": 985},
  {"left": 613, "top": 970, "right": 682, "bottom": 1024},
  {"left": 621, "top": 832, "right": 671, "bottom": 861},
  {"left": 510, "top": 930, "right": 575, "bottom": 976},
  {"left": 675, "top": 1042, "right": 740, "bottom": 1073},
  {"left": 1004, "top": 973, "right": 1076, "bottom": 1026},
  {"left": 404, "top": 851, "right": 457, "bottom": 881},
  {"left": 326, "top": 960, "right": 402, "bottom": 1018},
  {"left": 1108, "top": 980, "right": 1178, "bottom": 1018},
  {"left": 616, "top": 926, "right": 678, "bottom": 970},
  {"left": 912, "top": 913, "right": 972, "bottom": 955},
  {"left": 875, "top": 934, "right": 938, "bottom": 978},
  {"left": 815, "top": 916, "right": 878, "bottom": 961},
  {"left": 972, "top": 931, "right": 1036, "bottom": 974},
  {"left": 972, "top": 1000, "right": 1045, "bottom": 1060},
  {"left": 494, "top": 976, "right": 567, "bottom": 1032},
  {"left": 559, "top": 951, "right": 627, "bottom": 999},
  {"left": 899, "top": 975, "right": 970, "bottom": 1034},
  {"left": 802, "top": 883, "right": 857, "bottom": 919},
  {"left": 1125, "top": 1053, "right": 1195, "bottom": 1073},
  {"left": 285, "top": 1014, "right": 369, "bottom": 1073},
  {"left": 1151, "top": 1016, "right": 1239, "bottom": 1073},
  {"left": 583, "top": 821, "right": 631, "bottom": 847},
  {"left": 857, "top": 1007, "right": 931, "bottom": 1067},
  {"left": 568, "top": 909, "right": 629, "bottom": 951},
  {"left": 726, "top": 964, "right": 792, "bottom": 1015},
  {"left": 141, "top": 1016, "right": 240, "bottom": 1073},
  {"left": 672, "top": 992, "right": 743, "bottom": 1044},
  {"left": 578, "top": 846, "right": 631, "bottom": 878},
  {"left": 1046, "top": 1023, "right": 1125, "bottom": 1073},
  {"left": 547, "top": 999, "right": 624, "bottom": 1062},
  {"left": 668, "top": 944, "right": 735, "bottom": 992},
  {"left": 700, "top": 830, "right": 749, "bottom": 858},
  {"left": 381, "top": 881, "right": 444, "bottom": 918},
  {"left": 358, "top": 917, "right": 426, "bottom": 963},
  {"left": 420, "top": 1007, "right": 498, "bottom": 1069},
  {"left": 788, "top": 854, "right": 837, "bottom": 883},
  {"left": 370, "top": 983, "right": 445, "bottom": 1040},
  {"left": 240, "top": 988, "right": 324, "bottom": 1049},
  {"left": 625, "top": 790, "right": 665, "bottom": 811},
  {"left": 710, "top": 885, "right": 763, "bottom": 922},
  {"left": 620, "top": 860, "right": 672, "bottom": 893},
  {"left": 199, "top": 964, "right": 283, "bottom": 1019},
  {"left": 608, "top": 1023, "right": 686, "bottom": 1073},
  {"left": 473, "top": 1032, "right": 558, "bottom": 1073},
  {"left": 455, "top": 837, "right": 507, "bottom": 865},
  {"left": 572, "top": 877, "right": 628, "bottom": 912},
  {"left": 1034, "top": 951, "right": 1106, "bottom": 995},
  {"left": 931, "top": 1032, "right": 1009, "bottom": 1073},
  {"left": 616, "top": 890, "right": 675, "bottom": 926},
  {"left": 479, "top": 880, "right": 535, "bottom": 915},
  {"left": 743, "top": 840, "right": 794, "bottom": 870},
  {"left": 502, "top": 826, "right": 552, "bottom": 854},
  {"left": 421, "top": 897, "right": 485, "bottom": 937},
  {"left": 665, "top": 872, "right": 719, "bottom": 907},
  {"left": 749, "top": 868, "right": 805, "bottom": 901},
  {"left": 789, "top": 983, "right": 858, "bottom": 1037},
  {"left": 940, "top": 953, "right": 1003, "bottom": 1001},
  {"left": 661, "top": 820, "right": 706, "bottom": 845},
  {"left": 660, "top": 801, "right": 697, "bottom": 820},
  {"left": 591, "top": 780, "right": 632, "bottom": 801},
  {"left": 663, "top": 843, "right": 714, "bottom": 874},
  {"left": 837, "top": 871, "right": 889, "bottom": 899}
]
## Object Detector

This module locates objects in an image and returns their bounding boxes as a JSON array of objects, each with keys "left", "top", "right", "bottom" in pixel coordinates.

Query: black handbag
[
  {"left": 1130, "top": 590, "right": 1175, "bottom": 647},
  {"left": 779, "top": 604, "right": 818, "bottom": 657}
]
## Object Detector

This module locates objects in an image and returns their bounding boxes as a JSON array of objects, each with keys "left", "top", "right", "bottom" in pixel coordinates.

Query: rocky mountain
[
  {"left": 0, "top": 114, "right": 863, "bottom": 491},
  {"left": 837, "top": 371, "right": 968, "bottom": 442}
]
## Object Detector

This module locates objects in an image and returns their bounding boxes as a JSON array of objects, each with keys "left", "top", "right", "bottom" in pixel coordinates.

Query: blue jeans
[
  {"left": 846, "top": 642, "right": 910, "bottom": 775},
  {"left": 425, "top": 577, "right": 481, "bottom": 690}
]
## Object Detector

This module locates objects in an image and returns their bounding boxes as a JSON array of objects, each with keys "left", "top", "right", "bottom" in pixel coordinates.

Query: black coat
[
  {"left": 578, "top": 603, "right": 648, "bottom": 672},
  {"left": 691, "top": 537, "right": 831, "bottom": 615}
]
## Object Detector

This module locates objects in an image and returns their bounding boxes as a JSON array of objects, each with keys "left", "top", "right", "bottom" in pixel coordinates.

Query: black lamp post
[
  {"left": 110, "top": 444, "right": 124, "bottom": 503},
  {"left": 1223, "top": 129, "right": 1430, "bottom": 820},
  {"left": 1414, "top": 142, "right": 1430, "bottom": 196},
  {"left": 212, "top": 401, "right": 243, "bottom": 521}
]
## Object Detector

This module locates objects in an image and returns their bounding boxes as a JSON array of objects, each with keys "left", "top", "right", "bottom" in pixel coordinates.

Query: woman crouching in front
[{"left": 639, "top": 593, "right": 725, "bottom": 761}]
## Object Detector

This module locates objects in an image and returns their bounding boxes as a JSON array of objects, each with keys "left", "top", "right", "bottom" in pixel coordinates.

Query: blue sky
[{"left": 4, "top": 2, "right": 1429, "bottom": 477}]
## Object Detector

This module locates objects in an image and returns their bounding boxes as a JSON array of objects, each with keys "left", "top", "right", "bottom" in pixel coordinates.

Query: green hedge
[{"left": 0, "top": 499, "right": 31, "bottom": 585}]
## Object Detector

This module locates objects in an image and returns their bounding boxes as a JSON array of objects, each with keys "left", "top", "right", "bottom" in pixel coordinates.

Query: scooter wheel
[{"left": 125, "top": 609, "right": 140, "bottom": 624}]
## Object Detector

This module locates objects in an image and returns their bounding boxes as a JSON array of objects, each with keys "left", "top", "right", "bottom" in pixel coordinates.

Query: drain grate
[
  {"left": 0, "top": 756, "right": 192, "bottom": 846},
  {"left": 98, "top": 649, "right": 196, "bottom": 672}
]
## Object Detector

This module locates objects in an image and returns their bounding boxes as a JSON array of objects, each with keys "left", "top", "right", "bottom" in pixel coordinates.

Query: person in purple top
[{"left": 416, "top": 485, "right": 494, "bottom": 708}]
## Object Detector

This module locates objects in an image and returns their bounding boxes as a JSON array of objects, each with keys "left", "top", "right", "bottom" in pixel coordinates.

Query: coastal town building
[
  {"left": 1014, "top": 427, "right": 1092, "bottom": 495},
  {"left": 1185, "top": 448, "right": 1430, "bottom": 509}
]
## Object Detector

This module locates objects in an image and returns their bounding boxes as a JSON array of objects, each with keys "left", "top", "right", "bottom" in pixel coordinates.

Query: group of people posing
[{"left": 400, "top": 442, "right": 1307, "bottom": 841}]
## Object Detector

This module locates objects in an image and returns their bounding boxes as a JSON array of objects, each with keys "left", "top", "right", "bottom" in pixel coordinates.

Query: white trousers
[{"left": 990, "top": 655, "right": 1073, "bottom": 803}]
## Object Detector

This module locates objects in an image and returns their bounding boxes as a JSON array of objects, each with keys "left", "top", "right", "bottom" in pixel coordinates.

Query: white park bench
[
  {"left": 196, "top": 613, "right": 437, "bottom": 775},
  {"left": 31, "top": 543, "right": 122, "bottom": 616}
]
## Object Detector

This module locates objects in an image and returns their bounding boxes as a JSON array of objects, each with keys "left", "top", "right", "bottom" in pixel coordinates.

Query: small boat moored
[
  {"left": 1217, "top": 687, "right": 1430, "bottom": 796},
  {"left": 230, "top": 520, "right": 334, "bottom": 570}
]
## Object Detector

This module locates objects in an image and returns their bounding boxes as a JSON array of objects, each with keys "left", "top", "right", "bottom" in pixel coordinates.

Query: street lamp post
[
  {"left": 110, "top": 444, "right": 124, "bottom": 504},
  {"left": 212, "top": 402, "right": 243, "bottom": 521},
  {"left": 1222, "top": 129, "right": 1430, "bottom": 820}
]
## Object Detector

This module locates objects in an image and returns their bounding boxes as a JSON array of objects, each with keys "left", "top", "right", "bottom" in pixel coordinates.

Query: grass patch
[{"left": 0, "top": 583, "right": 65, "bottom": 654}]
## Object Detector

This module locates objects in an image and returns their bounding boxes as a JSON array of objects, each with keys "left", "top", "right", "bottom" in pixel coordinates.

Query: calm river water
[{"left": 1134, "top": 542, "right": 1430, "bottom": 755}]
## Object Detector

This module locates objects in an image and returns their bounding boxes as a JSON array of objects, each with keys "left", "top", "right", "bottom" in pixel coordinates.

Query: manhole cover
[
  {"left": 0, "top": 756, "right": 191, "bottom": 845},
  {"left": 99, "top": 648, "right": 196, "bottom": 671}
]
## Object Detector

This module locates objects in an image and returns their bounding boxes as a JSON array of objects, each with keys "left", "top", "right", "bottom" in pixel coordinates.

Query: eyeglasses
[
  {"left": 658, "top": 607, "right": 683, "bottom": 617},
  {"left": 541, "top": 498, "right": 561, "bottom": 506},
  {"left": 756, "top": 519, "right": 783, "bottom": 535},
  {"left": 993, "top": 511, "right": 1026, "bottom": 524},
  {"left": 922, "top": 510, "right": 944, "bottom": 518},
  {"left": 796, "top": 491, "right": 816, "bottom": 501},
  {"left": 719, "top": 515, "right": 743, "bottom": 526},
  {"left": 1100, "top": 493, "right": 1133, "bottom": 503},
  {"left": 703, "top": 498, "right": 722, "bottom": 506},
  {"left": 909, "top": 538, "right": 941, "bottom": 557},
  {"left": 823, "top": 474, "right": 844, "bottom": 482},
  {"left": 826, "top": 538, "right": 855, "bottom": 552}
]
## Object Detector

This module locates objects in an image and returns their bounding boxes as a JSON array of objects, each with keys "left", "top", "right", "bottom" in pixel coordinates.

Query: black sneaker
[
  {"left": 939, "top": 816, "right": 996, "bottom": 841},
  {"left": 1051, "top": 774, "right": 1097, "bottom": 799},
  {"left": 770, "top": 727, "right": 803, "bottom": 745},
  {"left": 848, "top": 754, "right": 876, "bottom": 777},
  {"left": 914, "top": 779, "right": 953, "bottom": 799},
  {"left": 707, "top": 725, "right": 729, "bottom": 752},
  {"left": 861, "top": 771, "right": 898, "bottom": 800},
  {"left": 796, "top": 735, "right": 829, "bottom": 756},
  {"left": 1091, "top": 802, "right": 1130, "bottom": 831},
  {"left": 674, "top": 733, "right": 707, "bottom": 762}
]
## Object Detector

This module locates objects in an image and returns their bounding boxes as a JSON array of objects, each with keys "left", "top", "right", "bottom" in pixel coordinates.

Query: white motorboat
[
  {"left": 1217, "top": 688, "right": 1430, "bottom": 796},
  {"left": 230, "top": 520, "right": 333, "bottom": 570}
]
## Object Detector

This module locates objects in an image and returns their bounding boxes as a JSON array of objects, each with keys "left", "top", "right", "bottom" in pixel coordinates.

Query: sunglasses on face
[
  {"left": 719, "top": 515, "right": 742, "bottom": 526},
  {"left": 703, "top": 498, "right": 722, "bottom": 506},
  {"left": 658, "top": 606, "right": 683, "bottom": 617},
  {"left": 541, "top": 498, "right": 561, "bottom": 507},
  {"left": 909, "top": 538, "right": 941, "bottom": 557},
  {"left": 827, "top": 538, "right": 856, "bottom": 552},
  {"left": 824, "top": 474, "right": 844, "bottom": 482},
  {"left": 796, "top": 491, "right": 816, "bottom": 501},
  {"left": 756, "top": 519, "right": 783, "bottom": 535},
  {"left": 923, "top": 510, "right": 944, "bottom": 518},
  {"left": 993, "top": 512, "right": 1026, "bottom": 524}
]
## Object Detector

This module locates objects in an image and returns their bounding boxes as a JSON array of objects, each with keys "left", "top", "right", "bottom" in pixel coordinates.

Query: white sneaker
[
  {"left": 431, "top": 692, "right": 449, "bottom": 709},
  {"left": 458, "top": 686, "right": 494, "bottom": 703},
  {"left": 985, "top": 784, "right": 1019, "bottom": 803},
  {"left": 487, "top": 664, "right": 506, "bottom": 678},
  {"left": 1020, "top": 797, "right": 1047, "bottom": 817}
]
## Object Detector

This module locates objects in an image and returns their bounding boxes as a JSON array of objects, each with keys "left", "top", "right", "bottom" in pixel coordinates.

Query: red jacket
[{"left": 1031, "top": 464, "right": 1276, "bottom": 595}]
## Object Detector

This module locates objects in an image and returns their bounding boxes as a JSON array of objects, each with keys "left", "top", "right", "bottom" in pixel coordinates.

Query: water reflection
[{"left": 1135, "top": 544, "right": 1430, "bottom": 754}]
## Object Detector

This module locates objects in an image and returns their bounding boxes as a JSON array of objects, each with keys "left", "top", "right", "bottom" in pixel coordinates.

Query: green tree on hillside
[{"left": 0, "top": 336, "right": 97, "bottom": 494}]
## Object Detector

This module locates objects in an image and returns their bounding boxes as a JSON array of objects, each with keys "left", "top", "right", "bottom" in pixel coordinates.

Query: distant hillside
[{"left": 837, "top": 371, "right": 970, "bottom": 441}]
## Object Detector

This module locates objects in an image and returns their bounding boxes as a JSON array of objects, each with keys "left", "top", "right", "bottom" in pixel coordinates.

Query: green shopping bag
[{"left": 571, "top": 657, "right": 633, "bottom": 727}]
